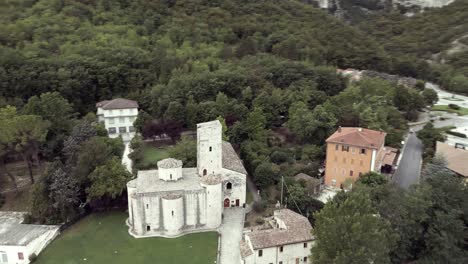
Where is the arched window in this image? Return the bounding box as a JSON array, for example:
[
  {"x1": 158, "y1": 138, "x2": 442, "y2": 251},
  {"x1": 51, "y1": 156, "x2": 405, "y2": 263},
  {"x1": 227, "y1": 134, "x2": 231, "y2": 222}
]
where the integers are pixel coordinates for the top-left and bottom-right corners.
[
  {"x1": 171, "y1": 211, "x2": 174, "y2": 216},
  {"x1": 203, "y1": 169, "x2": 207, "y2": 176},
  {"x1": 209, "y1": 146, "x2": 212, "y2": 152},
  {"x1": 226, "y1": 182, "x2": 232, "y2": 190},
  {"x1": 146, "y1": 225, "x2": 151, "y2": 231}
]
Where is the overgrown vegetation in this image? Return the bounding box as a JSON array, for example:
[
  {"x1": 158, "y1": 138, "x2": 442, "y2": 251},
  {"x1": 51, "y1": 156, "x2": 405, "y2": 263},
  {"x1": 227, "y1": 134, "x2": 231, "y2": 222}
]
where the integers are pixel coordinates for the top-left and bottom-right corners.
[
  {"x1": 313, "y1": 159, "x2": 468, "y2": 263},
  {"x1": 355, "y1": 0, "x2": 468, "y2": 94}
]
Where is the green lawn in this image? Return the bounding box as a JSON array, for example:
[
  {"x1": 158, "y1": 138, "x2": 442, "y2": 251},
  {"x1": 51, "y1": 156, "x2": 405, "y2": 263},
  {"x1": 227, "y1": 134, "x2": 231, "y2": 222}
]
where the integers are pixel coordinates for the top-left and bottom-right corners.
[
  {"x1": 141, "y1": 143, "x2": 170, "y2": 168},
  {"x1": 431, "y1": 105, "x2": 468, "y2": 116},
  {"x1": 36, "y1": 212, "x2": 218, "y2": 264},
  {"x1": 442, "y1": 97, "x2": 464, "y2": 102}
]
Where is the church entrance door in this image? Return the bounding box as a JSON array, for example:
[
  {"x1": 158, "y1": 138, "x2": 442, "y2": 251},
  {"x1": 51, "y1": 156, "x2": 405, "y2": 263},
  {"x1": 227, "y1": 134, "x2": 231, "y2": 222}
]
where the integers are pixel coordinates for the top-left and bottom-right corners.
[{"x1": 224, "y1": 198, "x2": 230, "y2": 208}]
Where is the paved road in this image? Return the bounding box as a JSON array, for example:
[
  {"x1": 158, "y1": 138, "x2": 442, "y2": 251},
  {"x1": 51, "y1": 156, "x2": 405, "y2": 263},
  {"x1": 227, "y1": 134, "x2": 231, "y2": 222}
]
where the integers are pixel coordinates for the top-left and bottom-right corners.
[
  {"x1": 218, "y1": 208, "x2": 245, "y2": 264},
  {"x1": 393, "y1": 133, "x2": 424, "y2": 189}
]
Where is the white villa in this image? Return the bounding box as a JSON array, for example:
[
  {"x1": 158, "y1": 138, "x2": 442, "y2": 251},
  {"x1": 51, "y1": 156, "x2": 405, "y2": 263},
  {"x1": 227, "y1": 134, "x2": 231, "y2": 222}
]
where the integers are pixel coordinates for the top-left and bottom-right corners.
[
  {"x1": 0, "y1": 212, "x2": 60, "y2": 264},
  {"x1": 126, "y1": 120, "x2": 247, "y2": 237},
  {"x1": 240, "y1": 209, "x2": 314, "y2": 264},
  {"x1": 96, "y1": 98, "x2": 138, "y2": 142}
]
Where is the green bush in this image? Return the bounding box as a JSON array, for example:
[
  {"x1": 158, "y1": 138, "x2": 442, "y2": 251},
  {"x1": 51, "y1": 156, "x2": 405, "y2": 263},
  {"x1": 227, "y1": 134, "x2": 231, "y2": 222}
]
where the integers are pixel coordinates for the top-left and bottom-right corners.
[
  {"x1": 446, "y1": 131, "x2": 467, "y2": 138},
  {"x1": 252, "y1": 200, "x2": 267, "y2": 213},
  {"x1": 29, "y1": 253, "x2": 37, "y2": 263},
  {"x1": 0, "y1": 193, "x2": 5, "y2": 208},
  {"x1": 448, "y1": 104, "x2": 461, "y2": 110}
]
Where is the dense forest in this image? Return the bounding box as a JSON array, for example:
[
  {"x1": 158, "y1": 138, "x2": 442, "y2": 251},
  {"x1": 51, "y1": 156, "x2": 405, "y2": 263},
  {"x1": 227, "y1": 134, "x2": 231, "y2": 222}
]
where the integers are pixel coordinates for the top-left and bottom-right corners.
[
  {"x1": 355, "y1": 0, "x2": 468, "y2": 94},
  {"x1": 0, "y1": 0, "x2": 466, "y2": 263}
]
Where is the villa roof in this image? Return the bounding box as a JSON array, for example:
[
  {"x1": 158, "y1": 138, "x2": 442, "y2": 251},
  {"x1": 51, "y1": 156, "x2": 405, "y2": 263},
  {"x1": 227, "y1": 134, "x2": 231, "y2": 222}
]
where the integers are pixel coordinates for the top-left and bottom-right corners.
[
  {"x1": 96, "y1": 98, "x2": 138, "y2": 110},
  {"x1": 247, "y1": 209, "x2": 314, "y2": 250},
  {"x1": 436, "y1": 142, "x2": 468, "y2": 177},
  {"x1": 294, "y1": 173, "x2": 321, "y2": 185},
  {"x1": 326, "y1": 127, "x2": 386, "y2": 149},
  {"x1": 0, "y1": 211, "x2": 60, "y2": 246},
  {"x1": 222, "y1": 142, "x2": 247, "y2": 175},
  {"x1": 157, "y1": 158, "x2": 183, "y2": 169}
]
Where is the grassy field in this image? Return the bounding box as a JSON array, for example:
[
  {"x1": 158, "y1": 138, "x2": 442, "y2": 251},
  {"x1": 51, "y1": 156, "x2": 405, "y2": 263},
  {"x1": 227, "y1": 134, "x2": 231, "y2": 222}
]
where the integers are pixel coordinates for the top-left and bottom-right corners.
[
  {"x1": 36, "y1": 212, "x2": 218, "y2": 264},
  {"x1": 140, "y1": 143, "x2": 170, "y2": 168},
  {"x1": 442, "y1": 97, "x2": 464, "y2": 102},
  {"x1": 431, "y1": 105, "x2": 468, "y2": 116}
]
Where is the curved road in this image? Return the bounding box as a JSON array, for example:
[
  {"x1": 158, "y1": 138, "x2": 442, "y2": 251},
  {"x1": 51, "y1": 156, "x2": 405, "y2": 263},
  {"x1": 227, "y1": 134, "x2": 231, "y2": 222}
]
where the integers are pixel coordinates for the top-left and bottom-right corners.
[{"x1": 393, "y1": 133, "x2": 424, "y2": 189}]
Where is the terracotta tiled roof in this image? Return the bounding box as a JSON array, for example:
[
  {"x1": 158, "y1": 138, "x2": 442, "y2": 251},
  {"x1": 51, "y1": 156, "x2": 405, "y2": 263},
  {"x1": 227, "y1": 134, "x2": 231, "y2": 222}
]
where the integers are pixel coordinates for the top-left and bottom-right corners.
[
  {"x1": 247, "y1": 209, "x2": 314, "y2": 250},
  {"x1": 294, "y1": 173, "x2": 321, "y2": 186},
  {"x1": 96, "y1": 98, "x2": 138, "y2": 110},
  {"x1": 326, "y1": 127, "x2": 386, "y2": 149},
  {"x1": 436, "y1": 142, "x2": 468, "y2": 177},
  {"x1": 157, "y1": 158, "x2": 183, "y2": 169},
  {"x1": 240, "y1": 240, "x2": 253, "y2": 258},
  {"x1": 382, "y1": 147, "x2": 398, "y2": 166},
  {"x1": 222, "y1": 142, "x2": 247, "y2": 175}
]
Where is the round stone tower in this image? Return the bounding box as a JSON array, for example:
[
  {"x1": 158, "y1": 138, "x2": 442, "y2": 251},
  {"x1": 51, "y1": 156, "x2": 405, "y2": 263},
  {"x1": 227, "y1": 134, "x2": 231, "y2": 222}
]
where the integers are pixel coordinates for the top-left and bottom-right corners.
[
  {"x1": 157, "y1": 158, "x2": 183, "y2": 181},
  {"x1": 200, "y1": 174, "x2": 223, "y2": 229},
  {"x1": 162, "y1": 194, "x2": 184, "y2": 236}
]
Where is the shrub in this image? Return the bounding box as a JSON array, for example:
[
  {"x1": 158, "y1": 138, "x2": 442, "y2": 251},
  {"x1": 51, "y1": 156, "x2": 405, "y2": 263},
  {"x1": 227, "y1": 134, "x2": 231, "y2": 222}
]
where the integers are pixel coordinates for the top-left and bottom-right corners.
[
  {"x1": 0, "y1": 193, "x2": 4, "y2": 208},
  {"x1": 252, "y1": 200, "x2": 267, "y2": 213},
  {"x1": 29, "y1": 253, "x2": 37, "y2": 263},
  {"x1": 255, "y1": 218, "x2": 265, "y2": 225},
  {"x1": 446, "y1": 131, "x2": 467, "y2": 138},
  {"x1": 448, "y1": 104, "x2": 460, "y2": 110}
]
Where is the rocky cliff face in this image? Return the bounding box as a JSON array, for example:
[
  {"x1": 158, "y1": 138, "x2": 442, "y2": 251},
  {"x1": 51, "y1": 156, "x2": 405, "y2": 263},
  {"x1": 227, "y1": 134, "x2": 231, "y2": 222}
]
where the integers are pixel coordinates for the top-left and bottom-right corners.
[
  {"x1": 393, "y1": 0, "x2": 455, "y2": 8},
  {"x1": 312, "y1": 0, "x2": 455, "y2": 10}
]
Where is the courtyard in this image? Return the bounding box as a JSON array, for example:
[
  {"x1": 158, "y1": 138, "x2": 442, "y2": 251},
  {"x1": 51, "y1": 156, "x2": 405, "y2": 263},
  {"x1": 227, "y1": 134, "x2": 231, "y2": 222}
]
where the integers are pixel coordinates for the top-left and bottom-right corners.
[{"x1": 36, "y1": 212, "x2": 218, "y2": 264}]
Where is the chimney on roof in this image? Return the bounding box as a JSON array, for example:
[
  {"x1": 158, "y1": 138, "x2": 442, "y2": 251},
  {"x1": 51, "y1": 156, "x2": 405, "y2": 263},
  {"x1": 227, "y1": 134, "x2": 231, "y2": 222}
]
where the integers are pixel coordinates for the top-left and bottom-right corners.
[{"x1": 338, "y1": 126, "x2": 342, "y2": 132}]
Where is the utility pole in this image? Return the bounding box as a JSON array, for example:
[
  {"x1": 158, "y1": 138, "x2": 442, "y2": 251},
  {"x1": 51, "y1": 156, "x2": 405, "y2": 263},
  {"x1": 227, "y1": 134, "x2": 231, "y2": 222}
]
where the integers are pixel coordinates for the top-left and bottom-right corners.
[{"x1": 280, "y1": 176, "x2": 284, "y2": 208}]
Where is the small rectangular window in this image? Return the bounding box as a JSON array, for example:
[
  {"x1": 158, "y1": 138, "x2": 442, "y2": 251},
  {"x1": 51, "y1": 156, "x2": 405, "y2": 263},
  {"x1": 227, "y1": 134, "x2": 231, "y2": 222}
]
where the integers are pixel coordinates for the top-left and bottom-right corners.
[
  {"x1": 359, "y1": 172, "x2": 363, "y2": 177},
  {"x1": 304, "y1": 257, "x2": 308, "y2": 262},
  {"x1": 18, "y1": 252, "x2": 24, "y2": 260},
  {"x1": 108, "y1": 127, "x2": 116, "y2": 134},
  {"x1": 350, "y1": 170, "x2": 354, "y2": 176},
  {"x1": 209, "y1": 146, "x2": 212, "y2": 152},
  {"x1": 280, "y1": 246, "x2": 283, "y2": 252},
  {"x1": 129, "y1": 126, "x2": 135, "y2": 132},
  {"x1": 119, "y1": 127, "x2": 126, "y2": 133},
  {"x1": 335, "y1": 144, "x2": 339, "y2": 150},
  {"x1": 279, "y1": 262, "x2": 283, "y2": 264},
  {"x1": 342, "y1": 145, "x2": 349, "y2": 152},
  {"x1": 360, "y1": 148, "x2": 366, "y2": 154},
  {"x1": 109, "y1": 117, "x2": 115, "y2": 124},
  {"x1": 259, "y1": 250, "x2": 263, "y2": 257},
  {"x1": 303, "y1": 242, "x2": 307, "y2": 248}
]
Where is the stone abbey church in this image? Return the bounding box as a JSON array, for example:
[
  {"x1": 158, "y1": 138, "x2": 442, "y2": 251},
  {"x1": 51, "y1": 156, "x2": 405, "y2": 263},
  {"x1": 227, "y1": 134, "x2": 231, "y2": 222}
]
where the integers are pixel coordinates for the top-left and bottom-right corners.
[{"x1": 127, "y1": 120, "x2": 247, "y2": 237}]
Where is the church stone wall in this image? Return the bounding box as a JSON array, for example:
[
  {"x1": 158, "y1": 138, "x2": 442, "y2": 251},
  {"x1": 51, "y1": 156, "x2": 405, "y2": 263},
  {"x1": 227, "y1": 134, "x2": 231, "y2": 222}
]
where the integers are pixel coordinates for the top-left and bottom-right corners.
[
  {"x1": 162, "y1": 196, "x2": 184, "y2": 235},
  {"x1": 143, "y1": 195, "x2": 160, "y2": 230},
  {"x1": 202, "y1": 182, "x2": 223, "y2": 229},
  {"x1": 185, "y1": 193, "x2": 198, "y2": 226},
  {"x1": 197, "y1": 121, "x2": 223, "y2": 176},
  {"x1": 158, "y1": 167, "x2": 182, "y2": 181},
  {"x1": 221, "y1": 170, "x2": 247, "y2": 208}
]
